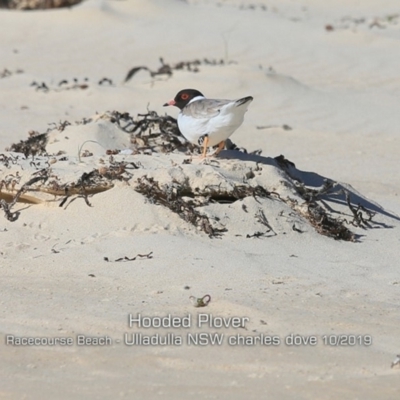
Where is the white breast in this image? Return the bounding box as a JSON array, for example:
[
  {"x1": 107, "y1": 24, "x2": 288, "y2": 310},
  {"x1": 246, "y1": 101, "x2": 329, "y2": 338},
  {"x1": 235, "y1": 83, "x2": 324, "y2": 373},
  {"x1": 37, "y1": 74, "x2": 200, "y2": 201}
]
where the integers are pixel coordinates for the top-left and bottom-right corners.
[{"x1": 177, "y1": 99, "x2": 251, "y2": 147}]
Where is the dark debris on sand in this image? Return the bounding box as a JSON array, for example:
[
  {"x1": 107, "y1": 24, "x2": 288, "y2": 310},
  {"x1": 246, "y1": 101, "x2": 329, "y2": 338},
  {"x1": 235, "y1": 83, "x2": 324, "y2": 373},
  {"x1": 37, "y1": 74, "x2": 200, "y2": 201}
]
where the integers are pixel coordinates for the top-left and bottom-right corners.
[
  {"x1": 124, "y1": 57, "x2": 234, "y2": 83},
  {"x1": 135, "y1": 175, "x2": 227, "y2": 238},
  {"x1": 2, "y1": 0, "x2": 82, "y2": 10},
  {"x1": 8, "y1": 131, "x2": 48, "y2": 158},
  {"x1": 135, "y1": 174, "x2": 281, "y2": 238},
  {"x1": 274, "y1": 156, "x2": 378, "y2": 241}
]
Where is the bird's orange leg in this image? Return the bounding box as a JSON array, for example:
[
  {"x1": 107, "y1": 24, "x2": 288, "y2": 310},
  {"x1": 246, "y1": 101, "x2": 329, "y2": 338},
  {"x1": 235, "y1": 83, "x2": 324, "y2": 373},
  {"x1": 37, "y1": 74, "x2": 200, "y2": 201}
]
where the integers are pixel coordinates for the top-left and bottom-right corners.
[
  {"x1": 213, "y1": 141, "x2": 225, "y2": 157},
  {"x1": 201, "y1": 135, "x2": 209, "y2": 159}
]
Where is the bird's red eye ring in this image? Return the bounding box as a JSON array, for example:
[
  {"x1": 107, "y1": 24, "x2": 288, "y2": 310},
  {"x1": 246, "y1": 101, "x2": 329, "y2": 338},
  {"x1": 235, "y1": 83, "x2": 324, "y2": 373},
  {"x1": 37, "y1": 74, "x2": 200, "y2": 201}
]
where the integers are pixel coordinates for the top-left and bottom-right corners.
[{"x1": 181, "y1": 93, "x2": 189, "y2": 100}]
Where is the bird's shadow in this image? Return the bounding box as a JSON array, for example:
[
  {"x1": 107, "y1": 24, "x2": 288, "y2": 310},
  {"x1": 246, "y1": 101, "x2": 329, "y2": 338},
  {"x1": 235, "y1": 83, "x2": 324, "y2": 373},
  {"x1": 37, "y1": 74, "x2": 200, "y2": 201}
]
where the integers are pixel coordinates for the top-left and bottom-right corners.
[{"x1": 219, "y1": 150, "x2": 399, "y2": 224}]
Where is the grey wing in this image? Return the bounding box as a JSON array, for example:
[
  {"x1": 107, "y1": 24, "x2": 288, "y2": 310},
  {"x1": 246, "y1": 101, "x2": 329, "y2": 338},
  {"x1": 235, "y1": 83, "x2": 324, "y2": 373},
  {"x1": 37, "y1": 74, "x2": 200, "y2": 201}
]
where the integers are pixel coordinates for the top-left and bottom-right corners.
[{"x1": 181, "y1": 99, "x2": 232, "y2": 119}]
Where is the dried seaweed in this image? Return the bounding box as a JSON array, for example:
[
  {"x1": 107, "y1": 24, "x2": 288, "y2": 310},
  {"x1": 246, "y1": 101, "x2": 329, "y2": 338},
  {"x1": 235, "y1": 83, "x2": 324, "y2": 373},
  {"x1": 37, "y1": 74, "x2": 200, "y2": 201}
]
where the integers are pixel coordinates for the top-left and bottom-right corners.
[
  {"x1": 344, "y1": 191, "x2": 376, "y2": 228},
  {"x1": 200, "y1": 184, "x2": 271, "y2": 204},
  {"x1": 246, "y1": 231, "x2": 270, "y2": 238},
  {"x1": 30, "y1": 77, "x2": 112, "y2": 93},
  {"x1": 325, "y1": 14, "x2": 399, "y2": 32},
  {"x1": 104, "y1": 252, "x2": 153, "y2": 262},
  {"x1": 0, "y1": 153, "x2": 22, "y2": 168},
  {"x1": 135, "y1": 176, "x2": 226, "y2": 237},
  {"x1": 302, "y1": 202, "x2": 354, "y2": 241},
  {"x1": 134, "y1": 175, "x2": 275, "y2": 237},
  {"x1": 224, "y1": 138, "x2": 262, "y2": 155},
  {"x1": 0, "y1": 174, "x2": 48, "y2": 221},
  {"x1": 48, "y1": 120, "x2": 71, "y2": 132},
  {"x1": 106, "y1": 110, "x2": 198, "y2": 155},
  {"x1": 0, "y1": 162, "x2": 126, "y2": 218},
  {"x1": 98, "y1": 159, "x2": 140, "y2": 182},
  {"x1": 255, "y1": 208, "x2": 277, "y2": 235},
  {"x1": 98, "y1": 77, "x2": 113, "y2": 86},
  {"x1": 124, "y1": 57, "x2": 230, "y2": 83},
  {"x1": 8, "y1": 132, "x2": 48, "y2": 157},
  {"x1": 256, "y1": 124, "x2": 292, "y2": 131},
  {"x1": 274, "y1": 154, "x2": 296, "y2": 168},
  {"x1": 292, "y1": 224, "x2": 304, "y2": 233},
  {"x1": 4, "y1": 0, "x2": 82, "y2": 9},
  {"x1": 239, "y1": 3, "x2": 267, "y2": 11},
  {"x1": 298, "y1": 179, "x2": 376, "y2": 233},
  {"x1": 273, "y1": 155, "x2": 378, "y2": 241},
  {"x1": 57, "y1": 169, "x2": 118, "y2": 208},
  {"x1": 0, "y1": 68, "x2": 23, "y2": 78}
]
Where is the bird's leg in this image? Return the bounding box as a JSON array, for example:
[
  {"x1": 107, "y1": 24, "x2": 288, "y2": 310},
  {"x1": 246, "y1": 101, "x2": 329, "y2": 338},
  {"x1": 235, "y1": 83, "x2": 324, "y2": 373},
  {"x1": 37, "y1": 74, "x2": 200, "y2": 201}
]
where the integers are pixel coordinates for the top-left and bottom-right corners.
[
  {"x1": 212, "y1": 141, "x2": 225, "y2": 157},
  {"x1": 201, "y1": 135, "x2": 209, "y2": 159}
]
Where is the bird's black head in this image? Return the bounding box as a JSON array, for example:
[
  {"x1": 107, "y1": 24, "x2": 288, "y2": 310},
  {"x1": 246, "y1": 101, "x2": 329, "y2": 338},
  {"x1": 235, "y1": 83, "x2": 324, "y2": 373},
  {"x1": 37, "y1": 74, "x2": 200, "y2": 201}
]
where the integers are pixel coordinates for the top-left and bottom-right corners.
[{"x1": 163, "y1": 89, "x2": 204, "y2": 110}]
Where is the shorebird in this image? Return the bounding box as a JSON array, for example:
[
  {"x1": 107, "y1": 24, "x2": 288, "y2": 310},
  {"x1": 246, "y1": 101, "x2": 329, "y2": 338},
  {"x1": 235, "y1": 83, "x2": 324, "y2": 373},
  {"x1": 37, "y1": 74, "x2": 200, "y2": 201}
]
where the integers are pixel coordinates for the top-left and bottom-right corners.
[{"x1": 164, "y1": 89, "x2": 253, "y2": 158}]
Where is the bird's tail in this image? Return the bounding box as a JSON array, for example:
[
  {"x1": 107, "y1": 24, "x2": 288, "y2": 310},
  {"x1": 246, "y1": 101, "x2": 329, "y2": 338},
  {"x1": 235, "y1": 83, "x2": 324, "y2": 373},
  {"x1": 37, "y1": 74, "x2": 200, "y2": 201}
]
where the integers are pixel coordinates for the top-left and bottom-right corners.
[{"x1": 235, "y1": 96, "x2": 253, "y2": 107}]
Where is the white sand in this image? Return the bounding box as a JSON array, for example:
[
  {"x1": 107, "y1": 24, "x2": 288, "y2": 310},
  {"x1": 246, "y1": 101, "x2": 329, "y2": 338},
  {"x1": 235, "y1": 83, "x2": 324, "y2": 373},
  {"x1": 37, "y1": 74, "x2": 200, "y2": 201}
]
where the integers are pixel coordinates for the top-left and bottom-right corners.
[{"x1": 1, "y1": 0, "x2": 400, "y2": 398}]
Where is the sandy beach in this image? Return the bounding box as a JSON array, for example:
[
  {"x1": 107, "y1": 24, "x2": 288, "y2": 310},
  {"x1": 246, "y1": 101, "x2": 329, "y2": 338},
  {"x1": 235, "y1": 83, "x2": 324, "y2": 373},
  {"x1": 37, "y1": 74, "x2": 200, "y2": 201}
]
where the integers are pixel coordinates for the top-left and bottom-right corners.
[{"x1": 1, "y1": 0, "x2": 400, "y2": 398}]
